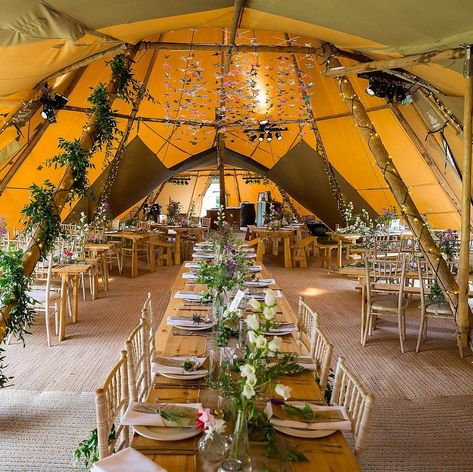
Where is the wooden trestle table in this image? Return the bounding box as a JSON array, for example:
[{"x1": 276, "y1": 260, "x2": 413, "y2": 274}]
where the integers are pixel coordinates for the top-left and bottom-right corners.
[{"x1": 130, "y1": 262, "x2": 361, "y2": 471}]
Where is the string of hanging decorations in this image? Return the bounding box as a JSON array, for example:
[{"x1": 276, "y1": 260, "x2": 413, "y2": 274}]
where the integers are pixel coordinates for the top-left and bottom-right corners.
[{"x1": 168, "y1": 174, "x2": 192, "y2": 185}]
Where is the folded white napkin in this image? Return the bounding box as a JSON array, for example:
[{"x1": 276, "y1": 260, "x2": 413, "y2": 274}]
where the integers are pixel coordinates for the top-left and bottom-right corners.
[
  {"x1": 182, "y1": 272, "x2": 198, "y2": 280},
  {"x1": 192, "y1": 252, "x2": 214, "y2": 259},
  {"x1": 184, "y1": 262, "x2": 200, "y2": 269},
  {"x1": 248, "y1": 265, "x2": 262, "y2": 272},
  {"x1": 91, "y1": 447, "x2": 167, "y2": 472},
  {"x1": 265, "y1": 402, "x2": 351, "y2": 431},
  {"x1": 268, "y1": 322, "x2": 298, "y2": 335},
  {"x1": 152, "y1": 356, "x2": 207, "y2": 375},
  {"x1": 167, "y1": 316, "x2": 212, "y2": 328},
  {"x1": 246, "y1": 290, "x2": 283, "y2": 300},
  {"x1": 245, "y1": 279, "x2": 276, "y2": 287},
  {"x1": 174, "y1": 291, "x2": 202, "y2": 301},
  {"x1": 122, "y1": 402, "x2": 201, "y2": 427},
  {"x1": 244, "y1": 253, "x2": 257, "y2": 259}
]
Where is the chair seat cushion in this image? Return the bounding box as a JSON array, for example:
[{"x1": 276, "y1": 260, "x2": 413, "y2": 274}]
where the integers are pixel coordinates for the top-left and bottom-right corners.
[
  {"x1": 27, "y1": 290, "x2": 61, "y2": 304},
  {"x1": 371, "y1": 294, "x2": 408, "y2": 310},
  {"x1": 426, "y1": 302, "x2": 452, "y2": 316}
]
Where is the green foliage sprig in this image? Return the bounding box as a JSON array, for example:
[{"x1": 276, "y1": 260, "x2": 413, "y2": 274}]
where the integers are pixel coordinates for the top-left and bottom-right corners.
[
  {"x1": 0, "y1": 348, "x2": 12, "y2": 388},
  {"x1": 88, "y1": 83, "x2": 118, "y2": 159},
  {"x1": 0, "y1": 248, "x2": 36, "y2": 345},
  {"x1": 73, "y1": 425, "x2": 116, "y2": 469},
  {"x1": 46, "y1": 138, "x2": 94, "y2": 201},
  {"x1": 21, "y1": 181, "x2": 63, "y2": 256},
  {"x1": 108, "y1": 54, "x2": 155, "y2": 104}
]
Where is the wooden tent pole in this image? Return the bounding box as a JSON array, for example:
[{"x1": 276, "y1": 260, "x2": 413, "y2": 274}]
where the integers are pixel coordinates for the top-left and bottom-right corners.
[
  {"x1": 323, "y1": 43, "x2": 465, "y2": 346},
  {"x1": 234, "y1": 169, "x2": 242, "y2": 203},
  {"x1": 217, "y1": 132, "x2": 226, "y2": 209},
  {"x1": 324, "y1": 47, "x2": 464, "y2": 77},
  {"x1": 457, "y1": 45, "x2": 473, "y2": 348},
  {"x1": 0, "y1": 45, "x2": 138, "y2": 340}
]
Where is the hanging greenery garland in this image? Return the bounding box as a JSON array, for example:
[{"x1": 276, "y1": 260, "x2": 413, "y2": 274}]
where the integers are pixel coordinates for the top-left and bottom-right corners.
[
  {"x1": 21, "y1": 180, "x2": 63, "y2": 256},
  {"x1": 46, "y1": 138, "x2": 94, "y2": 200},
  {"x1": 108, "y1": 53, "x2": 155, "y2": 103},
  {"x1": 87, "y1": 83, "x2": 118, "y2": 159}
]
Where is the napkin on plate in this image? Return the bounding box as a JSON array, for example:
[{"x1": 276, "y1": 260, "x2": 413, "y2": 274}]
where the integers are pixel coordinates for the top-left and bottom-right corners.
[
  {"x1": 268, "y1": 322, "x2": 298, "y2": 335},
  {"x1": 265, "y1": 401, "x2": 351, "y2": 431},
  {"x1": 268, "y1": 356, "x2": 317, "y2": 371},
  {"x1": 184, "y1": 262, "x2": 200, "y2": 269},
  {"x1": 122, "y1": 402, "x2": 201, "y2": 427},
  {"x1": 174, "y1": 291, "x2": 202, "y2": 301},
  {"x1": 152, "y1": 356, "x2": 207, "y2": 375},
  {"x1": 167, "y1": 316, "x2": 213, "y2": 328},
  {"x1": 248, "y1": 265, "x2": 262, "y2": 272},
  {"x1": 245, "y1": 290, "x2": 282, "y2": 300},
  {"x1": 244, "y1": 278, "x2": 276, "y2": 287},
  {"x1": 182, "y1": 272, "x2": 198, "y2": 280},
  {"x1": 91, "y1": 447, "x2": 167, "y2": 472}
]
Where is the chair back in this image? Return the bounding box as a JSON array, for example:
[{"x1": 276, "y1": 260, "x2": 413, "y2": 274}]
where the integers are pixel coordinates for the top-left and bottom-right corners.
[
  {"x1": 125, "y1": 318, "x2": 150, "y2": 403},
  {"x1": 365, "y1": 256, "x2": 407, "y2": 308},
  {"x1": 95, "y1": 350, "x2": 129, "y2": 460},
  {"x1": 142, "y1": 293, "x2": 156, "y2": 363},
  {"x1": 330, "y1": 357, "x2": 375, "y2": 456},
  {"x1": 373, "y1": 234, "x2": 401, "y2": 260},
  {"x1": 296, "y1": 296, "x2": 319, "y2": 356},
  {"x1": 313, "y1": 327, "x2": 334, "y2": 391},
  {"x1": 201, "y1": 217, "x2": 211, "y2": 229}
]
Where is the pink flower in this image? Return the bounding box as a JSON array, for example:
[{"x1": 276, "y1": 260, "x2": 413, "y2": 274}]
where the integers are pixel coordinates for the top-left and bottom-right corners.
[{"x1": 197, "y1": 407, "x2": 216, "y2": 430}]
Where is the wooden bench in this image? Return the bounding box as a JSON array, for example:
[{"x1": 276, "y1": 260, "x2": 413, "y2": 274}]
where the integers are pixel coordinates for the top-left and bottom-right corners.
[
  {"x1": 246, "y1": 237, "x2": 264, "y2": 262},
  {"x1": 292, "y1": 235, "x2": 316, "y2": 268}
]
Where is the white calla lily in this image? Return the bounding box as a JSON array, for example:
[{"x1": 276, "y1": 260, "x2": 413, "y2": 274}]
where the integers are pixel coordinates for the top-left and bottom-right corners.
[
  {"x1": 268, "y1": 336, "x2": 283, "y2": 352},
  {"x1": 246, "y1": 374, "x2": 257, "y2": 387},
  {"x1": 245, "y1": 314, "x2": 260, "y2": 330},
  {"x1": 275, "y1": 383, "x2": 292, "y2": 401},
  {"x1": 248, "y1": 298, "x2": 261, "y2": 311},
  {"x1": 264, "y1": 289, "x2": 276, "y2": 307},
  {"x1": 242, "y1": 383, "x2": 256, "y2": 399},
  {"x1": 255, "y1": 334, "x2": 267, "y2": 349},
  {"x1": 240, "y1": 364, "x2": 256, "y2": 378},
  {"x1": 248, "y1": 330, "x2": 257, "y2": 345},
  {"x1": 263, "y1": 306, "x2": 275, "y2": 320}
]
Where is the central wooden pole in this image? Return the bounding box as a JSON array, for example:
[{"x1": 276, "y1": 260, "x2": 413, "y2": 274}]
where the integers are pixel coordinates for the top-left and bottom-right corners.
[
  {"x1": 457, "y1": 45, "x2": 473, "y2": 348},
  {"x1": 217, "y1": 131, "x2": 226, "y2": 209},
  {"x1": 322, "y1": 43, "x2": 464, "y2": 348}
]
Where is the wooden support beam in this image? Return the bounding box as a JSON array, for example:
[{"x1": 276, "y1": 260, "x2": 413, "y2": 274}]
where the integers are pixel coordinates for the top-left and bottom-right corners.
[
  {"x1": 0, "y1": 68, "x2": 86, "y2": 195},
  {"x1": 324, "y1": 47, "x2": 465, "y2": 77},
  {"x1": 0, "y1": 46, "x2": 138, "y2": 341},
  {"x1": 457, "y1": 45, "x2": 473, "y2": 350},
  {"x1": 141, "y1": 41, "x2": 318, "y2": 55},
  {"x1": 224, "y1": 0, "x2": 245, "y2": 75},
  {"x1": 322, "y1": 43, "x2": 463, "y2": 346},
  {"x1": 217, "y1": 132, "x2": 226, "y2": 209},
  {"x1": 388, "y1": 102, "x2": 467, "y2": 226}
]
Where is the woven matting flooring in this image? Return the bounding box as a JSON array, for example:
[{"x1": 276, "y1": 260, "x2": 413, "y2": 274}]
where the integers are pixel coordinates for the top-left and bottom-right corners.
[{"x1": 1, "y1": 257, "x2": 473, "y2": 471}]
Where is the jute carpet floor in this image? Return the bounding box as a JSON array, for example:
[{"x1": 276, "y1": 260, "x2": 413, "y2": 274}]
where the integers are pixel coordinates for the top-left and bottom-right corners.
[{"x1": 1, "y1": 256, "x2": 473, "y2": 471}]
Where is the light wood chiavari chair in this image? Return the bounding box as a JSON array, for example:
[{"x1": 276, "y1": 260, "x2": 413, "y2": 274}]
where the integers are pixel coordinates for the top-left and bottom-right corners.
[
  {"x1": 95, "y1": 350, "x2": 130, "y2": 460},
  {"x1": 125, "y1": 317, "x2": 150, "y2": 403},
  {"x1": 331, "y1": 357, "x2": 375, "y2": 456},
  {"x1": 364, "y1": 256, "x2": 408, "y2": 352},
  {"x1": 142, "y1": 293, "x2": 156, "y2": 363},
  {"x1": 312, "y1": 327, "x2": 334, "y2": 392},
  {"x1": 416, "y1": 259, "x2": 462, "y2": 356},
  {"x1": 296, "y1": 296, "x2": 319, "y2": 356}
]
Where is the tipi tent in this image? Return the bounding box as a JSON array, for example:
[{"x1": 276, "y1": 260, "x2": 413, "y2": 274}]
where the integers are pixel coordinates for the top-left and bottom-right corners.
[{"x1": 0, "y1": 1, "x2": 470, "y2": 232}]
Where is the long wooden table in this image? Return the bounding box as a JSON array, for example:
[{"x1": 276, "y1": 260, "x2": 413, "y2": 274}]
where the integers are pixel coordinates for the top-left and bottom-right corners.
[
  {"x1": 252, "y1": 228, "x2": 295, "y2": 268},
  {"x1": 131, "y1": 263, "x2": 360, "y2": 471}
]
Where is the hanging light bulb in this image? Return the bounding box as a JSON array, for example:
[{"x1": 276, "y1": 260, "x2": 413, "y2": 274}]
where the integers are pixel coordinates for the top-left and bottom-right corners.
[
  {"x1": 267, "y1": 132, "x2": 273, "y2": 142},
  {"x1": 258, "y1": 133, "x2": 265, "y2": 142},
  {"x1": 275, "y1": 131, "x2": 282, "y2": 141}
]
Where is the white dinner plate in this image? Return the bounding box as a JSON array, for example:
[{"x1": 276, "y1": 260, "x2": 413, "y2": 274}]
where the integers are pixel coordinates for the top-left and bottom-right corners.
[
  {"x1": 267, "y1": 328, "x2": 297, "y2": 336},
  {"x1": 134, "y1": 425, "x2": 200, "y2": 441},
  {"x1": 273, "y1": 425, "x2": 336, "y2": 439},
  {"x1": 173, "y1": 323, "x2": 213, "y2": 331},
  {"x1": 159, "y1": 371, "x2": 208, "y2": 380}
]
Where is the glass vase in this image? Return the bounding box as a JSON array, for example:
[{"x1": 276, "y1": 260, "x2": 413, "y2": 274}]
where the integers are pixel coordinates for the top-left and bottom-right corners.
[
  {"x1": 198, "y1": 430, "x2": 229, "y2": 463},
  {"x1": 228, "y1": 408, "x2": 252, "y2": 471}
]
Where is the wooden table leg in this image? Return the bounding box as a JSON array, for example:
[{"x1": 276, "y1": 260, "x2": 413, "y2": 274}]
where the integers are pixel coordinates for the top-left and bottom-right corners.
[
  {"x1": 149, "y1": 242, "x2": 156, "y2": 272},
  {"x1": 283, "y1": 237, "x2": 292, "y2": 269},
  {"x1": 337, "y1": 238, "x2": 343, "y2": 268},
  {"x1": 272, "y1": 237, "x2": 279, "y2": 256},
  {"x1": 91, "y1": 267, "x2": 98, "y2": 300},
  {"x1": 360, "y1": 278, "x2": 367, "y2": 345},
  {"x1": 59, "y1": 275, "x2": 68, "y2": 341},
  {"x1": 131, "y1": 240, "x2": 138, "y2": 278},
  {"x1": 72, "y1": 275, "x2": 79, "y2": 324},
  {"x1": 102, "y1": 253, "x2": 109, "y2": 290},
  {"x1": 174, "y1": 233, "x2": 181, "y2": 265}
]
